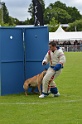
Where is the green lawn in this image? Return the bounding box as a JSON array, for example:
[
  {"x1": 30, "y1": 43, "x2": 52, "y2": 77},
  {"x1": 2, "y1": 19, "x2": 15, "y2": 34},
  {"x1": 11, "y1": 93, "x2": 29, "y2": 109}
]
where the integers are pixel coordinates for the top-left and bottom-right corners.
[{"x1": 0, "y1": 52, "x2": 82, "y2": 124}]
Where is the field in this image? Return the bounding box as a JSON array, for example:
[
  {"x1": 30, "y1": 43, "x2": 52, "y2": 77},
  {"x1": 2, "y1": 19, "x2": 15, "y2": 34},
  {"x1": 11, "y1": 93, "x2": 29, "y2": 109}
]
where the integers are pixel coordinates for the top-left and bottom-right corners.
[{"x1": 0, "y1": 52, "x2": 82, "y2": 124}]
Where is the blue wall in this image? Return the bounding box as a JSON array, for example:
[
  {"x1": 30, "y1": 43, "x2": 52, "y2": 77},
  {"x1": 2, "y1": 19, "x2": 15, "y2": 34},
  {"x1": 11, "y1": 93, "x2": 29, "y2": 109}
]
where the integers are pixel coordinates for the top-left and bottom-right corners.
[
  {"x1": 0, "y1": 28, "x2": 24, "y2": 95},
  {"x1": 0, "y1": 26, "x2": 49, "y2": 95},
  {"x1": 25, "y1": 27, "x2": 49, "y2": 78}
]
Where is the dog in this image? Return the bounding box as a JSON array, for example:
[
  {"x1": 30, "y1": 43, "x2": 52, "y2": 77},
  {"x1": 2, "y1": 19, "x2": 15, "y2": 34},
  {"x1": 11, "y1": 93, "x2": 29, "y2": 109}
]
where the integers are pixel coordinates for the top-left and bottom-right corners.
[{"x1": 23, "y1": 70, "x2": 47, "y2": 96}]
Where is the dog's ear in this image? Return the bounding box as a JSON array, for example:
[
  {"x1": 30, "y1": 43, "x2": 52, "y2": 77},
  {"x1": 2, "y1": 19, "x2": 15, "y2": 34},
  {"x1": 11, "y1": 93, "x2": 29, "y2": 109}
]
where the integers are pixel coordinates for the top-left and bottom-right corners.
[
  {"x1": 44, "y1": 68, "x2": 47, "y2": 71},
  {"x1": 43, "y1": 71, "x2": 47, "y2": 77}
]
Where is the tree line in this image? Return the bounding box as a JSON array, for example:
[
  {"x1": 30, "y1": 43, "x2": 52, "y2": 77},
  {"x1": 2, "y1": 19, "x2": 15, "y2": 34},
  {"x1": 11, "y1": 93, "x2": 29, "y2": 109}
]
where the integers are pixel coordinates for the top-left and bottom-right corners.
[{"x1": 0, "y1": 0, "x2": 82, "y2": 31}]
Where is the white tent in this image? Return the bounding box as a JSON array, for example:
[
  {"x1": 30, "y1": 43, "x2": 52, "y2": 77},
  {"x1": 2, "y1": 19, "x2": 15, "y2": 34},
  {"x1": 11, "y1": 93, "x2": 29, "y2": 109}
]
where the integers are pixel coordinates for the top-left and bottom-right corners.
[
  {"x1": 49, "y1": 25, "x2": 82, "y2": 41},
  {"x1": 55, "y1": 25, "x2": 65, "y2": 33},
  {"x1": 63, "y1": 32, "x2": 82, "y2": 40}
]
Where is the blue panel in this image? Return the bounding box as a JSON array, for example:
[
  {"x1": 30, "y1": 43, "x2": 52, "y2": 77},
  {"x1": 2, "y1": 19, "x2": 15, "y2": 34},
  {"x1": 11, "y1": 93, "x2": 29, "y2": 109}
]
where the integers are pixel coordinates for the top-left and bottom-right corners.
[
  {"x1": 0, "y1": 28, "x2": 24, "y2": 95},
  {"x1": 25, "y1": 61, "x2": 48, "y2": 79},
  {"x1": 1, "y1": 28, "x2": 24, "y2": 61},
  {"x1": 1, "y1": 62, "x2": 24, "y2": 95},
  {"x1": 0, "y1": 27, "x2": 49, "y2": 95},
  {"x1": 24, "y1": 27, "x2": 49, "y2": 94},
  {"x1": 25, "y1": 26, "x2": 49, "y2": 61},
  {"x1": 25, "y1": 26, "x2": 49, "y2": 78}
]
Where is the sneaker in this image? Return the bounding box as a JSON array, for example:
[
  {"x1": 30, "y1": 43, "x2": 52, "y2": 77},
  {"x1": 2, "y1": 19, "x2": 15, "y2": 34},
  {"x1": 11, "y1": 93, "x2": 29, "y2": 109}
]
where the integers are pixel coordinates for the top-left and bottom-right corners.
[
  {"x1": 54, "y1": 92, "x2": 60, "y2": 97},
  {"x1": 39, "y1": 94, "x2": 47, "y2": 98}
]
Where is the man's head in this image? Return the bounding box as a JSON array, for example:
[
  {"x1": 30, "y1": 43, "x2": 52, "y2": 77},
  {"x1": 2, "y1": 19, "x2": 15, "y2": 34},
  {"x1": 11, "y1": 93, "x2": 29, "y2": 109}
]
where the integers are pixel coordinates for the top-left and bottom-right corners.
[{"x1": 49, "y1": 41, "x2": 57, "y2": 52}]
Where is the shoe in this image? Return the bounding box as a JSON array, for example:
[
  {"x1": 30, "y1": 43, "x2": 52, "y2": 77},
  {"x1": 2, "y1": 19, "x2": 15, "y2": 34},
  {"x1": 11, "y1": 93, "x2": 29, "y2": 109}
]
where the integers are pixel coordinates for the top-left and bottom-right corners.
[
  {"x1": 54, "y1": 92, "x2": 60, "y2": 97},
  {"x1": 39, "y1": 94, "x2": 47, "y2": 98}
]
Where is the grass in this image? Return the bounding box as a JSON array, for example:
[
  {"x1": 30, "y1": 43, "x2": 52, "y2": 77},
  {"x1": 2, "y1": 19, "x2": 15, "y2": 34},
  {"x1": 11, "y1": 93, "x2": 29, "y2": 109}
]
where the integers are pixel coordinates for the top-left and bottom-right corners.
[{"x1": 0, "y1": 52, "x2": 82, "y2": 124}]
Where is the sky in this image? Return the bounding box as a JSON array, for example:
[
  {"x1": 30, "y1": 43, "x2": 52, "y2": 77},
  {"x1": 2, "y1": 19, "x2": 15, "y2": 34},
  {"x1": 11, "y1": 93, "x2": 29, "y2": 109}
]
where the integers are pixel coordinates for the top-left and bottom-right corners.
[{"x1": 1, "y1": 0, "x2": 82, "y2": 21}]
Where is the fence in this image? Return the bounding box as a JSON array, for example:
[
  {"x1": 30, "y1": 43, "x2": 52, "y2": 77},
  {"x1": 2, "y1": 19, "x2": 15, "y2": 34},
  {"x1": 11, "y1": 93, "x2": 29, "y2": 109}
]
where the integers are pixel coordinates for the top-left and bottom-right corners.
[{"x1": 60, "y1": 44, "x2": 82, "y2": 52}]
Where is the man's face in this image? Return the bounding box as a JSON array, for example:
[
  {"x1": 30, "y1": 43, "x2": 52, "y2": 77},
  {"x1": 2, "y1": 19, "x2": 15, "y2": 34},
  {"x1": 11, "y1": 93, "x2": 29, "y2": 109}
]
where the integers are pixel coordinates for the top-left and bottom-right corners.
[{"x1": 49, "y1": 45, "x2": 56, "y2": 51}]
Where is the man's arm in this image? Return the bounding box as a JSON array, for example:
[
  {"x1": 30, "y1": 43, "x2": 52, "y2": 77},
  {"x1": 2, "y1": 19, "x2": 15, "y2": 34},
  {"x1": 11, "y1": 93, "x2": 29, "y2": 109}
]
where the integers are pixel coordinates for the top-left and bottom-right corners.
[
  {"x1": 51, "y1": 51, "x2": 66, "y2": 71},
  {"x1": 42, "y1": 52, "x2": 49, "y2": 65}
]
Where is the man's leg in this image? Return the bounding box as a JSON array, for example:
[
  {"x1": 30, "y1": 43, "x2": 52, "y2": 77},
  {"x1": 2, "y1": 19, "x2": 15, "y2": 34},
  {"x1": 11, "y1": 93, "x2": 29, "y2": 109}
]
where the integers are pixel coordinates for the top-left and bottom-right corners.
[
  {"x1": 39, "y1": 68, "x2": 61, "y2": 98},
  {"x1": 49, "y1": 70, "x2": 61, "y2": 97},
  {"x1": 39, "y1": 67, "x2": 55, "y2": 98},
  {"x1": 47, "y1": 80, "x2": 60, "y2": 97}
]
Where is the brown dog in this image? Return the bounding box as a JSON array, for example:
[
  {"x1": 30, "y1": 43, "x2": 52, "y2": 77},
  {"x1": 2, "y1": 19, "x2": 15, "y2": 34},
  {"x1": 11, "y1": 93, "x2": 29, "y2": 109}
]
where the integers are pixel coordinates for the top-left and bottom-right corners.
[{"x1": 23, "y1": 70, "x2": 47, "y2": 96}]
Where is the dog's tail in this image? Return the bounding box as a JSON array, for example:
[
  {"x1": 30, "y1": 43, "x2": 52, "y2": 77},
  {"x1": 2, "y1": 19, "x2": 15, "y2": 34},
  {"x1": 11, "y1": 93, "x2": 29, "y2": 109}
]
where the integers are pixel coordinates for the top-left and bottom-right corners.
[
  {"x1": 23, "y1": 84, "x2": 28, "y2": 96},
  {"x1": 23, "y1": 85, "x2": 25, "y2": 89},
  {"x1": 23, "y1": 83, "x2": 28, "y2": 90}
]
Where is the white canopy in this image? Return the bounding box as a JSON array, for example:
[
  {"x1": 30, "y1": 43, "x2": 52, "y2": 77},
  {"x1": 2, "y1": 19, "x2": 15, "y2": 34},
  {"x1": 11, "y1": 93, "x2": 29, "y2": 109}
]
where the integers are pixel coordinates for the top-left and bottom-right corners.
[
  {"x1": 55, "y1": 25, "x2": 65, "y2": 33},
  {"x1": 49, "y1": 25, "x2": 82, "y2": 41}
]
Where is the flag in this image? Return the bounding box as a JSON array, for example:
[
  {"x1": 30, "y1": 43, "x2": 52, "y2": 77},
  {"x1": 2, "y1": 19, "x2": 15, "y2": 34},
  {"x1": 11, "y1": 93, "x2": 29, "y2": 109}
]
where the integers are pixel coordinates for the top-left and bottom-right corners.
[{"x1": 32, "y1": 0, "x2": 44, "y2": 26}]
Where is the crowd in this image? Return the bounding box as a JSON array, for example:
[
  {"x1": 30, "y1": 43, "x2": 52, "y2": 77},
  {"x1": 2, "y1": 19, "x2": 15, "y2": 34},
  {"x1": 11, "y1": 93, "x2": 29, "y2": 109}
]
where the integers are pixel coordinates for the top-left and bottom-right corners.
[{"x1": 56, "y1": 40, "x2": 82, "y2": 52}]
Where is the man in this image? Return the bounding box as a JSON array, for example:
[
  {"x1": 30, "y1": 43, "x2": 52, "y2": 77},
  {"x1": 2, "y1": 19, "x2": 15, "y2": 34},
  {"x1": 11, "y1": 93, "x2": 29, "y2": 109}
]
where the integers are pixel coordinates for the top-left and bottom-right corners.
[{"x1": 39, "y1": 41, "x2": 66, "y2": 98}]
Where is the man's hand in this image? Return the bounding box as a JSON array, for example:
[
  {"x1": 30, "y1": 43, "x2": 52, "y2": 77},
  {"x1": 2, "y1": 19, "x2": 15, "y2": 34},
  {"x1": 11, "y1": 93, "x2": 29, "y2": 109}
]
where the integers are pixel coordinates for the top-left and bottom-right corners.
[{"x1": 42, "y1": 61, "x2": 47, "y2": 65}]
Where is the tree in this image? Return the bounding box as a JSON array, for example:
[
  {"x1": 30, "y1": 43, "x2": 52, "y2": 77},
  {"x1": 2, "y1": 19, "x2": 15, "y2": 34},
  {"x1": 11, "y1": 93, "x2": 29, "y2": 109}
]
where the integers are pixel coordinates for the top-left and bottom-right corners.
[
  {"x1": 44, "y1": 7, "x2": 71, "y2": 24},
  {"x1": 48, "y1": 17, "x2": 59, "y2": 32},
  {"x1": 44, "y1": 1, "x2": 82, "y2": 24},
  {"x1": 67, "y1": 19, "x2": 82, "y2": 31},
  {"x1": 67, "y1": 7, "x2": 82, "y2": 22},
  {"x1": 53, "y1": 1, "x2": 67, "y2": 10},
  {"x1": 2, "y1": 2, "x2": 9, "y2": 24},
  {"x1": 24, "y1": 18, "x2": 30, "y2": 25},
  {"x1": 0, "y1": 8, "x2": 2, "y2": 23},
  {"x1": 0, "y1": 2, "x2": 20, "y2": 26},
  {"x1": 0, "y1": 2, "x2": 3, "y2": 24}
]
